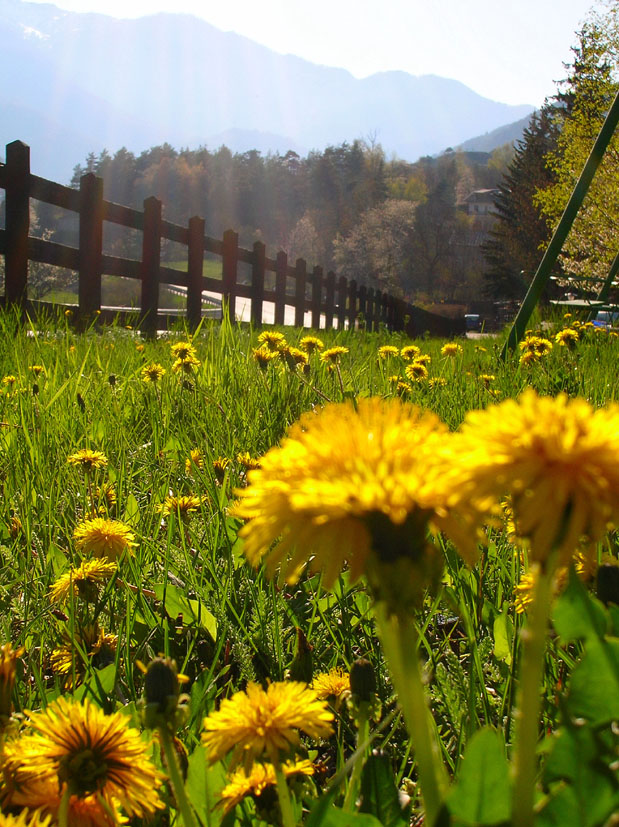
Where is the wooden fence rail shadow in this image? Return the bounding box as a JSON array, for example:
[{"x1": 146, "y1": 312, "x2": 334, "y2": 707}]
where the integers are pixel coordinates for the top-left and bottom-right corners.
[{"x1": 0, "y1": 140, "x2": 464, "y2": 337}]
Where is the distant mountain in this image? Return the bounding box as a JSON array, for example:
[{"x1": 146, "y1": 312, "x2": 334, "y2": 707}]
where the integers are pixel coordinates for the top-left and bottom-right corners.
[
  {"x1": 1, "y1": 0, "x2": 535, "y2": 183},
  {"x1": 457, "y1": 113, "x2": 535, "y2": 153}
]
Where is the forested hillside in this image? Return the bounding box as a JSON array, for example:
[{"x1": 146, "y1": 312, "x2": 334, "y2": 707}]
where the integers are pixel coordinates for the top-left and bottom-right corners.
[{"x1": 32, "y1": 139, "x2": 510, "y2": 305}]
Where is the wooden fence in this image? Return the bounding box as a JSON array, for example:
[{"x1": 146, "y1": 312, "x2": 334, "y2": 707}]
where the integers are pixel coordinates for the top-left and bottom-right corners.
[{"x1": 0, "y1": 140, "x2": 464, "y2": 337}]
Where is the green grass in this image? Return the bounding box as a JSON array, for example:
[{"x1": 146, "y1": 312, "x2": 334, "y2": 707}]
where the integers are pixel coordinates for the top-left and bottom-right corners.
[{"x1": 0, "y1": 308, "x2": 616, "y2": 825}]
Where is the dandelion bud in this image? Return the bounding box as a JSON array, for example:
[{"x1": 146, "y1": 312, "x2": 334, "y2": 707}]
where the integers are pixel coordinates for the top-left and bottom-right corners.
[
  {"x1": 141, "y1": 656, "x2": 190, "y2": 732},
  {"x1": 597, "y1": 564, "x2": 619, "y2": 606},
  {"x1": 349, "y1": 658, "x2": 376, "y2": 703}
]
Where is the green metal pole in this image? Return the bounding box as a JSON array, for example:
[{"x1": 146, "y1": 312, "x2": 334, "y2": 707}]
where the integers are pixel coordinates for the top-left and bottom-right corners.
[
  {"x1": 596, "y1": 249, "x2": 619, "y2": 303},
  {"x1": 501, "y1": 88, "x2": 619, "y2": 358}
]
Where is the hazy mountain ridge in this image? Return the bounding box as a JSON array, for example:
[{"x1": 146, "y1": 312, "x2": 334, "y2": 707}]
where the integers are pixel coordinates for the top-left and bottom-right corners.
[{"x1": 1, "y1": 0, "x2": 534, "y2": 182}]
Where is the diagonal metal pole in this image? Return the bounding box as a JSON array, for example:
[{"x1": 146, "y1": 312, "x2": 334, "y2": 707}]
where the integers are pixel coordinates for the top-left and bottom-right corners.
[
  {"x1": 595, "y1": 248, "x2": 619, "y2": 303},
  {"x1": 501, "y1": 88, "x2": 619, "y2": 357}
]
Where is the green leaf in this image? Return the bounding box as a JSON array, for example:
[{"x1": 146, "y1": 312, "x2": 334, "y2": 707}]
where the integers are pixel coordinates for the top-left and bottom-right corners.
[
  {"x1": 307, "y1": 800, "x2": 383, "y2": 827},
  {"x1": 493, "y1": 609, "x2": 513, "y2": 666},
  {"x1": 72, "y1": 663, "x2": 116, "y2": 703},
  {"x1": 539, "y1": 722, "x2": 619, "y2": 827},
  {"x1": 447, "y1": 727, "x2": 511, "y2": 825},
  {"x1": 359, "y1": 753, "x2": 408, "y2": 827},
  {"x1": 552, "y1": 568, "x2": 607, "y2": 645},
  {"x1": 122, "y1": 492, "x2": 140, "y2": 526},
  {"x1": 566, "y1": 639, "x2": 619, "y2": 725},
  {"x1": 186, "y1": 744, "x2": 226, "y2": 827},
  {"x1": 153, "y1": 583, "x2": 217, "y2": 640}
]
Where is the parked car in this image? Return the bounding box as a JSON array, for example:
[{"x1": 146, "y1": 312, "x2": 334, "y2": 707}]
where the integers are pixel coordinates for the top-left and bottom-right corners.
[
  {"x1": 593, "y1": 310, "x2": 619, "y2": 328},
  {"x1": 464, "y1": 314, "x2": 482, "y2": 332}
]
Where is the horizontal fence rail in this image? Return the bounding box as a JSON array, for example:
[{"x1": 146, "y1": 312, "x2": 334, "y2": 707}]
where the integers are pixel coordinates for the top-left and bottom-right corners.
[{"x1": 0, "y1": 140, "x2": 464, "y2": 337}]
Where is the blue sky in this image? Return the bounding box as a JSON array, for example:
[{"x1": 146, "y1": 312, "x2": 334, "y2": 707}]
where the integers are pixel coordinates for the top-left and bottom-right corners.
[{"x1": 27, "y1": 0, "x2": 598, "y2": 105}]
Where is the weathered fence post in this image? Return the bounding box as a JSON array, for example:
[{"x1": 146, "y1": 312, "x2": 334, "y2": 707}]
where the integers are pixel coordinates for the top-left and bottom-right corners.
[
  {"x1": 222, "y1": 229, "x2": 238, "y2": 325},
  {"x1": 310, "y1": 265, "x2": 322, "y2": 329},
  {"x1": 294, "y1": 258, "x2": 306, "y2": 328},
  {"x1": 336, "y1": 275, "x2": 347, "y2": 330},
  {"x1": 251, "y1": 240, "x2": 266, "y2": 326},
  {"x1": 78, "y1": 173, "x2": 103, "y2": 321},
  {"x1": 358, "y1": 284, "x2": 367, "y2": 328},
  {"x1": 382, "y1": 292, "x2": 390, "y2": 329},
  {"x1": 348, "y1": 279, "x2": 358, "y2": 329},
  {"x1": 187, "y1": 215, "x2": 205, "y2": 331},
  {"x1": 374, "y1": 290, "x2": 383, "y2": 328},
  {"x1": 366, "y1": 287, "x2": 375, "y2": 331},
  {"x1": 274, "y1": 251, "x2": 287, "y2": 326},
  {"x1": 140, "y1": 196, "x2": 162, "y2": 337},
  {"x1": 4, "y1": 141, "x2": 30, "y2": 307},
  {"x1": 325, "y1": 271, "x2": 336, "y2": 330}
]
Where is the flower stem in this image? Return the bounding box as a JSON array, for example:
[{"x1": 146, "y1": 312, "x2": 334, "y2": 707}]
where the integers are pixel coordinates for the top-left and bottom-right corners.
[
  {"x1": 511, "y1": 567, "x2": 553, "y2": 827},
  {"x1": 343, "y1": 703, "x2": 370, "y2": 811},
  {"x1": 273, "y1": 757, "x2": 297, "y2": 827},
  {"x1": 374, "y1": 604, "x2": 446, "y2": 826},
  {"x1": 158, "y1": 725, "x2": 199, "y2": 827},
  {"x1": 58, "y1": 786, "x2": 71, "y2": 827}
]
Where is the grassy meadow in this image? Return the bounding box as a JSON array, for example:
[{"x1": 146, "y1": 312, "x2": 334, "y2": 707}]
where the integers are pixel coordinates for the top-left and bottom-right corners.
[{"x1": 0, "y1": 307, "x2": 617, "y2": 826}]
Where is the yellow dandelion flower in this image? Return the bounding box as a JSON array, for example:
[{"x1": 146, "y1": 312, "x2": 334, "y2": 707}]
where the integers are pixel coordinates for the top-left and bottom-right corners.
[
  {"x1": 157, "y1": 494, "x2": 206, "y2": 520},
  {"x1": 232, "y1": 398, "x2": 482, "y2": 599},
  {"x1": 172, "y1": 355, "x2": 201, "y2": 375},
  {"x1": 0, "y1": 812, "x2": 52, "y2": 826},
  {"x1": 237, "y1": 452, "x2": 261, "y2": 471},
  {"x1": 97, "y1": 481, "x2": 117, "y2": 513},
  {"x1": 312, "y1": 668, "x2": 351, "y2": 701},
  {"x1": 555, "y1": 327, "x2": 579, "y2": 347},
  {"x1": 170, "y1": 341, "x2": 197, "y2": 360},
  {"x1": 514, "y1": 565, "x2": 568, "y2": 614},
  {"x1": 415, "y1": 353, "x2": 432, "y2": 365},
  {"x1": 136, "y1": 343, "x2": 145, "y2": 353},
  {"x1": 29, "y1": 365, "x2": 45, "y2": 377},
  {"x1": 519, "y1": 335, "x2": 552, "y2": 356},
  {"x1": 514, "y1": 571, "x2": 536, "y2": 615},
  {"x1": 51, "y1": 624, "x2": 118, "y2": 688},
  {"x1": 286, "y1": 347, "x2": 309, "y2": 367},
  {"x1": 405, "y1": 362, "x2": 429, "y2": 382},
  {"x1": 212, "y1": 456, "x2": 230, "y2": 481},
  {"x1": 185, "y1": 448, "x2": 205, "y2": 474},
  {"x1": 219, "y1": 759, "x2": 314, "y2": 815},
  {"x1": 440, "y1": 342, "x2": 462, "y2": 357},
  {"x1": 1, "y1": 697, "x2": 164, "y2": 818},
  {"x1": 8, "y1": 515, "x2": 22, "y2": 538},
  {"x1": 400, "y1": 344, "x2": 421, "y2": 361},
  {"x1": 429, "y1": 377, "x2": 447, "y2": 389},
  {"x1": 0, "y1": 642, "x2": 24, "y2": 722},
  {"x1": 141, "y1": 363, "x2": 166, "y2": 383},
  {"x1": 49, "y1": 559, "x2": 117, "y2": 604},
  {"x1": 456, "y1": 390, "x2": 619, "y2": 567},
  {"x1": 73, "y1": 518, "x2": 136, "y2": 561},
  {"x1": 202, "y1": 681, "x2": 333, "y2": 768},
  {"x1": 258, "y1": 331, "x2": 287, "y2": 351},
  {"x1": 299, "y1": 336, "x2": 324, "y2": 353},
  {"x1": 519, "y1": 350, "x2": 539, "y2": 367},
  {"x1": 67, "y1": 449, "x2": 108, "y2": 471},
  {"x1": 479, "y1": 374, "x2": 495, "y2": 386},
  {"x1": 2, "y1": 375, "x2": 17, "y2": 387},
  {"x1": 320, "y1": 346, "x2": 349, "y2": 365},
  {"x1": 378, "y1": 345, "x2": 399, "y2": 360},
  {"x1": 252, "y1": 346, "x2": 279, "y2": 369},
  {"x1": 396, "y1": 381, "x2": 412, "y2": 395}
]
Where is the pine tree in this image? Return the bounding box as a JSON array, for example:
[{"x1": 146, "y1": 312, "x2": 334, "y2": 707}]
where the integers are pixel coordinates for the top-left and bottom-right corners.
[{"x1": 481, "y1": 107, "x2": 561, "y2": 300}]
